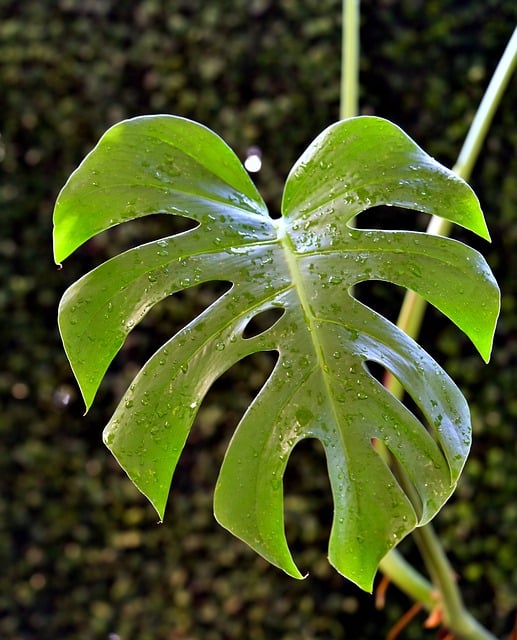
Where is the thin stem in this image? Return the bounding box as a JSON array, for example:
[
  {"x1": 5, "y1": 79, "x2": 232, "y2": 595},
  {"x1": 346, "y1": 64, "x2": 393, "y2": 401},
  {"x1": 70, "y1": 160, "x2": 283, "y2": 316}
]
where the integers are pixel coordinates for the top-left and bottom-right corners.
[
  {"x1": 454, "y1": 25, "x2": 517, "y2": 181},
  {"x1": 340, "y1": 0, "x2": 360, "y2": 120},
  {"x1": 378, "y1": 551, "x2": 435, "y2": 612},
  {"x1": 390, "y1": 25, "x2": 517, "y2": 358},
  {"x1": 412, "y1": 526, "x2": 498, "y2": 640},
  {"x1": 380, "y1": 25, "x2": 517, "y2": 640},
  {"x1": 338, "y1": 2, "x2": 511, "y2": 634}
]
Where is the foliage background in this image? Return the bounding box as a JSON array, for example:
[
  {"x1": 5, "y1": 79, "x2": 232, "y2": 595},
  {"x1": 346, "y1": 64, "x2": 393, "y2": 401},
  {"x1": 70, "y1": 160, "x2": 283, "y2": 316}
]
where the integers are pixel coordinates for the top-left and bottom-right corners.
[{"x1": 1, "y1": 1, "x2": 516, "y2": 638}]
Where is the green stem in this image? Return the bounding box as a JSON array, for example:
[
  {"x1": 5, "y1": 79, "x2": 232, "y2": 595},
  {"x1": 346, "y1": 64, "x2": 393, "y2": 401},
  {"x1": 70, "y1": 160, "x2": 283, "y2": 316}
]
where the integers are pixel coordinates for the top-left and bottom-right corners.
[
  {"x1": 454, "y1": 25, "x2": 517, "y2": 181},
  {"x1": 340, "y1": 0, "x2": 360, "y2": 120},
  {"x1": 386, "y1": 23, "x2": 517, "y2": 392},
  {"x1": 380, "y1": 25, "x2": 517, "y2": 640},
  {"x1": 412, "y1": 527, "x2": 498, "y2": 640},
  {"x1": 378, "y1": 551, "x2": 435, "y2": 612}
]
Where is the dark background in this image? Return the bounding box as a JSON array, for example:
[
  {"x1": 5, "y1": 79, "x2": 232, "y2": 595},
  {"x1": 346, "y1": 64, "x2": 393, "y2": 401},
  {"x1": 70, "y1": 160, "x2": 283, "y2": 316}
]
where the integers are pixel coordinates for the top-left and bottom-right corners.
[{"x1": 1, "y1": 1, "x2": 516, "y2": 638}]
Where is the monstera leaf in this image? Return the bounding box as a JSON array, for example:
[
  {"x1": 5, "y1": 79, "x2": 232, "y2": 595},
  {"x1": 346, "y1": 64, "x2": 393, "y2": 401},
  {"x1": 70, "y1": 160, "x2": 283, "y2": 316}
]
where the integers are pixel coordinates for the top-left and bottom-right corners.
[{"x1": 53, "y1": 115, "x2": 499, "y2": 591}]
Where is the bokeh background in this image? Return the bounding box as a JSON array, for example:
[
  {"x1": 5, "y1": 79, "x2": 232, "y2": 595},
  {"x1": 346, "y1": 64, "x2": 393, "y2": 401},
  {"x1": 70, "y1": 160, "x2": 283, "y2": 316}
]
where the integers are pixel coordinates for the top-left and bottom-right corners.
[{"x1": 1, "y1": 1, "x2": 516, "y2": 638}]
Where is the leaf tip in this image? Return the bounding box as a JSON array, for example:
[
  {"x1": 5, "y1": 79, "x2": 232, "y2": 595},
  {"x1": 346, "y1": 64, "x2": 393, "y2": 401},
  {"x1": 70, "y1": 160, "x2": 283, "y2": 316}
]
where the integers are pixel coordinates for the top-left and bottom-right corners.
[
  {"x1": 475, "y1": 295, "x2": 500, "y2": 364},
  {"x1": 271, "y1": 563, "x2": 305, "y2": 581},
  {"x1": 458, "y1": 182, "x2": 492, "y2": 242},
  {"x1": 479, "y1": 345, "x2": 493, "y2": 365},
  {"x1": 71, "y1": 369, "x2": 96, "y2": 415},
  {"x1": 154, "y1": 505, "x2": 166, "y2": 523},
  {"x1": 329, "y1": 556, "x2": 376, "y2": 593},
  {"x1": 475, "y1": 217, "x2": 492, "y2": 243},
  {"x1": 138, "y1": 492, "x2": 166, "y2": 524}
]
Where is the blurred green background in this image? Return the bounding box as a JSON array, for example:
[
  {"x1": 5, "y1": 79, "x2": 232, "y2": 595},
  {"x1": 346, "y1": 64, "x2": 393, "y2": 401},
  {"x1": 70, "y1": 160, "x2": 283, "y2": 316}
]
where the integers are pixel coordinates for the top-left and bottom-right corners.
[{"x1": 1, "y1": 1, "x2": 516, "y2": 638}]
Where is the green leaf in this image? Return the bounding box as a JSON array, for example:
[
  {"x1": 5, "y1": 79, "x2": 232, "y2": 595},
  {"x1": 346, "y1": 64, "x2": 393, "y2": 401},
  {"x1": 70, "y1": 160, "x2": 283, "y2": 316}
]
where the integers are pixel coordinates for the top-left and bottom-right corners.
[{"x1": 53, "y1": 115, "x2": 499, "y2": 591}]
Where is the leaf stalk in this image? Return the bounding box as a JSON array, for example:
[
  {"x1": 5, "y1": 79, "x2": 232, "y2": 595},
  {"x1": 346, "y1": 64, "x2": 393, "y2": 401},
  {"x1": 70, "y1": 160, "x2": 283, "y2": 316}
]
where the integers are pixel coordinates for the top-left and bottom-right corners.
[
  {"x1": 454, "y1": 25, "x2": 517, "y2": 182},
  {"x1": 380, "y1": 24, "x2": 517, "y2": 640}
]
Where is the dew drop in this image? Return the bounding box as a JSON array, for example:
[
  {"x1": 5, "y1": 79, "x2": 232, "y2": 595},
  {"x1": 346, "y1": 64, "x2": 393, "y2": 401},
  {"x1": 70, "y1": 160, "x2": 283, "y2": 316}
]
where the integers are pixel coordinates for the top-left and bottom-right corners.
[{"x1": 295, "y1": 407, "x2": 313, "y2": 426}]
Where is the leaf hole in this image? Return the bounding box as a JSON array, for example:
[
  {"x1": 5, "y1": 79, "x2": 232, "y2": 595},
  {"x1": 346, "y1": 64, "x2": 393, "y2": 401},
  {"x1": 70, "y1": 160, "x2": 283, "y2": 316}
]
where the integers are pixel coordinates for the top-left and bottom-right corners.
[
  {"x1": 354, "y1": 205, "x2": 433, "y2": 232},
  {"x1": 117, "y1": 280, "x2": 232, "y2": 368},
  {"x1": 353, "y1": 281, "x2": 406, "y2": 325},
  {"x1": 81, "y1": 213, "x2": 198, "y2": 260},
  {"x1": 182, "y1": 350, "x2": 280, "y2": 474},
  {"x1": 283, "y1": 438, "x2": 333, "y2": 563},
  {"x1": 242, "y1": 307, "x2": 285, "y2": 339},
  {"x1": 363, "y1": 361, "x2": 388, "y2": 384},
  {"x1": 364, "y1": 361, "x2": 434, "y2": 435},
  {"x1": 369, "y1": 437, "x2": 424, "y2": 521}
]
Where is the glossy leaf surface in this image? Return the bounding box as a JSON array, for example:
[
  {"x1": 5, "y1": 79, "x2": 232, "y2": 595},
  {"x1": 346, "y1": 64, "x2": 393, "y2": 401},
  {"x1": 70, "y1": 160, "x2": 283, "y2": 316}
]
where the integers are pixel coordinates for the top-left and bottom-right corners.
[{"x1": 54, "y1": 115, "x2": 499, "y2": 590}]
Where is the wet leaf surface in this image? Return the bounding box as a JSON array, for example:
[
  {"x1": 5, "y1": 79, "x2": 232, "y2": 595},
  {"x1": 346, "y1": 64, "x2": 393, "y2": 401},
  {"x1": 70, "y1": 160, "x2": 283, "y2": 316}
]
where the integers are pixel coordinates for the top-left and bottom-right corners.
[{"x1": 54, "y1": 115, "x2": 499, "y2": 590}]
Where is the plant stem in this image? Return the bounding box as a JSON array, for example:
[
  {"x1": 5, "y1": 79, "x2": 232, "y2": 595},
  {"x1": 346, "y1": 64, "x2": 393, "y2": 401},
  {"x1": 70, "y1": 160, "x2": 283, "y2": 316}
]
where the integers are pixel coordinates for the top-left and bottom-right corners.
[
  {"x1": 411, "y1": 527, "x2": 498, "y2": 640},
  {"x1": 339, "y1": 3, "x2": 513, "y2": 635},
  {"x1": 340, "y1": 0, "x2": 360, "y2": 120},
  {"x1": 383, "y1": 24, "x2": 517, "y2": 397},
  {"x1": 381, "y1": 25, "x2": 517, "y2": 640},
  {"x1": 454, "y1": 25, "x2": 517, "y2": 182},
  {"x1": 378, "y1": 551, "x2": 435, "y2": 612}
]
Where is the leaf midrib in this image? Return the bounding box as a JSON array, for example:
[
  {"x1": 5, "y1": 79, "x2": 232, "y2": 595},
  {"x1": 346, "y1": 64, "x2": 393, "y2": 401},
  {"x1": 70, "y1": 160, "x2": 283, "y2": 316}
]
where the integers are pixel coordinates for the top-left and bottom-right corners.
[{"x1": 275, "y1": 218, "x2": 347, "y2": 448}]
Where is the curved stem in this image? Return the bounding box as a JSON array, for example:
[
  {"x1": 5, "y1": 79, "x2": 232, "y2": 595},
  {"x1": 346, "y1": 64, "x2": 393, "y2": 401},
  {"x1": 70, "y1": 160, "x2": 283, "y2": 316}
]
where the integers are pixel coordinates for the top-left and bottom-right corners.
[
  {"x1": 411, "y1": 527, "x2": 498, "y2": 640},
  {"x1": 378, "y1": 551, "x2": 435, "y2": 612},
  {"x1": 454, "y1": 25, "x2": 517, "y2": 181},
  {"x1": 338, "y1": 4, "x2": 513, "y2": 636},
  {"x1": 381, "y1": 25, "x2": 517, "y2": 640}
]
